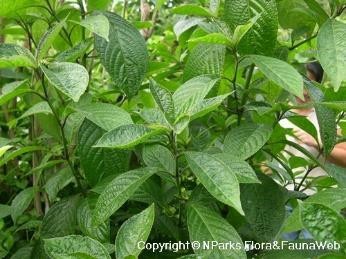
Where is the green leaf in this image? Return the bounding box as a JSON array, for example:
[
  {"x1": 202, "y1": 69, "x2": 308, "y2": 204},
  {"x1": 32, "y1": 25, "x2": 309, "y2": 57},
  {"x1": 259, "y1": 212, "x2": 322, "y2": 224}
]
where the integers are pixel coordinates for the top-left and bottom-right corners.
[
  {"x1": 213, "y1": 153, "x2": 260, "y2": 183},
  {"x1": 224, "y1": 0, "x2": 278, "y2": 56},
  {"x1": 36, "y1": 21, "x2": 65, "y2": 60},
  {"x1": 93, "y1": 167, "x2": 156, "y2": 225},
  {"x1": 11, "y1": 188, "x2": 34, "y2": 224},
  {"x1": 173, "y1": 75, "x2": 219, "y2": 117},
  {"x1": 94, "y1": 12, "x2": 148, "y2": 97},
  {"x1": 44, "y1": 168, "x2": 74, "y2": 202},
  {"x1": 320, "y1": 101, "x2": 346, "y2": 111},
  {"x1": 250, "y1": 55, "x2": 304, "y2": 98},
  {"x1": 0, "y1": 204, "x2": 11, "y2": 219},
  {"x1": 0, "y1": 146, "x2": 46, "y2": 167},
  {"x1": 187, "y1": 203, "x2": 246, "y2": 258},
  {"x1": 44, "y1": 235, "x2": 111, "y2": 259},
  {"x1": 302, "y1": 0, "x2": 329, "y2": 26},
  {"x1": 283, "y1": 187, "x2": 346, "y2": 233},
  {"x1": 287, "y1": 115, "x2": 319, "y2": 144},
  {"x1": 172, "y1": 5, "x2": 214, "y2": 17},
  {"x1": 77, "y1": 14, "x2": 109, "y2": 41},
  {"x1": 241, "y1": 173, "x2": 287, "y2": 242},
  {"x1": 0, "y1": 80, "x2": 32, "y2": 106},
  {"x1": 95, "y1": 124, "x2": 165, "y2": 149},
  {"x1": 185, "y1": 151, "x2": 243, "y2": 215},
  {"x1": 74, "y1": 102, "x2": 133, "y2": 131},
  {"x1": 188, "y1": 33, "x2": 232, "y2": 48},
  {"x1": 224, "y1": 123, "x2": 272, "y2": 160},
  {"x1": 173, "y1": 17, "x2": 203, "y2": 38},
  {"x1": 77, "y1": 198, "x2": 110, "y2": 243},
  {"x1": 142, "y1": 144, "x2": 176, "y2": 174},
  {"x1": 324, "y1": 163, "x2": 346, "y2": 187},
  {"x1": 55, "y1": 40, "x2": 92, "y2": 62},
  {"x1": 190, "y1": 94, "x2": 230, "y2": 120},
  {"x1": 0, "y1": 44, "x2": 36, "y2": 68},
  {"x1": 41, "y1": 62, "x2": 89, "y2": 102},
  {"x1": 41, "y1": 196, "x2": 80, "y2": 238},
  {"x1": 232, "y1": 19, "x2": 256, "y2": 47},
  {"x1": 183, "y1": 44, "x2": 226, "y2": 81},
  {"x1": 19, "y1": 101, "x2": 52, "y2": 120},
  {"x1": 300, "y1": 203, "x2": 346, "y2": 243},
  {"x1": 317, "y1": 19, "x2": 346, "y2": 91},
  {"x1": 78, "y1": 119, "x2": 130, "y2": 186},
  {"x1": 149, "y1": 79, "x2": 175, "y2": 123},
  {"x1": 115, "y1": 204, "x2": 155, "y2": 259}
]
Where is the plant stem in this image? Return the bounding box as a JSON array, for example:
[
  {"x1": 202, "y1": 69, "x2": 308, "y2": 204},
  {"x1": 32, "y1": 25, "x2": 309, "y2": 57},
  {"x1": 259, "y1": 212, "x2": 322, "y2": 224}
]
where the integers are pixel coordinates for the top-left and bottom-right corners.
[
  {"x1": 230, "y1": 52, "x2": 241, "y2": 125},
  {"x1": 295, "y1": 166, "x2": 317, "y2": 191},
  {"x1": 171, "y1": 131, "x2": 182, "y2": 226},
  {"x1": 289, "y1": 34, "x2": 317, "y2": 51},
  {"x1": 41, "y1": 77, "x2": 85, "y2": 194},
  {"x1": 238, "y1": 64, "x2": 255, "y2": 122}
]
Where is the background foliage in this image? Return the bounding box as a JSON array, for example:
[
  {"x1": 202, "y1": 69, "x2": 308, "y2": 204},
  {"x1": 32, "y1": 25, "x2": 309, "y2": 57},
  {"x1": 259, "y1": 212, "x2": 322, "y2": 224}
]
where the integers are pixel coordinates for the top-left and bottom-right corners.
[{"x1": 0, "y1": 0, "x2": 346, "y2": 258}]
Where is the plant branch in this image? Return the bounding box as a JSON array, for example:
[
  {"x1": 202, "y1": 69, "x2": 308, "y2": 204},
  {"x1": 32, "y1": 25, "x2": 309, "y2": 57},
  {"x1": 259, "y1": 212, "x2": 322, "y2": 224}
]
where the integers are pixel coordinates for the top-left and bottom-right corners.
[
  {"x1": 289, "y1": 34, "x2": 317, "y2": 51},
  {"x1": 230, "y1": 52, "x2": 241, "y2": 125}
]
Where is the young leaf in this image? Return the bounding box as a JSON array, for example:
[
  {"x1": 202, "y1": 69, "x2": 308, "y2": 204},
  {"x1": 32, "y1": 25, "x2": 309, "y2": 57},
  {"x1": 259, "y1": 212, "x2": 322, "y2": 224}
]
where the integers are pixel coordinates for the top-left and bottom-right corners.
[
  {"x1": 183, "y1": 44, "x2": 226, "y2": 81},
  {"x1": 188, "y1": 33, "x2": 232, "y2": 48},
  {"x1": 173, "y1": 17, "x2": 203, "y2": 38},
  {"x1": 78, "y1": 119, "x2": 130, "y2": 186},
  {"x1": 94, "y1": 12, "x2": 148, "y2": 97},
  {"x1": 77, "y1": 198, "x2": 110, "y2": 243},
  {"x1": 40, "y1": 62, "x2": 89, "y2": 102},
  {"x1": 94, "y1": 124, "x2": 166, "y2": 149},
  {"x1": 0, "y1": 80, "x2": 31, "y2": 106},
  {"x1": 142, "y1": 144, "x2": 176, "y2": 174},
  {"x1": 173, "y1": 75, "x2": 219, "y2": 117},
  {"x1": 77, "y1": 14, "x2": 109, "y2": 41},
  {"x1": 172, "y1": 5, "x2": 214, "y2": 17},
  {"x1": 317, "y1": 19, "x2": 346, "y2": 91},
  {"x1": 149, "y1": 79, "x2": 175, "y2": 123},
  {"x1": 74, "y1": 102, "x2": 133, "y2": 131},
  {"x1": 44, "y1": 235, "x2": 111, "y2": 259},
  {"x1": 0, "y1": 44, "x2": 36, "y2": 68},
  {"x1": 187, "y1": 203, "x2": 246, "y2": 258},
  {"x1": 36, "y1": 20, "x2": 65, "y2": 60},
  {"x1": 190, "y1": 94, "x2": 230, "y2": 120},
  {"x1": 55, "y1": 40, "x2": 92, "y2": 62},
  {"x1": 224, "y1": 123, "x2": 272, "y2": 160},
  {"x1": 250, "y1": 55, "x2": 304, "y2": 98},
  {"x1": 18, "y1": 101, "x2": 52, "y2": 120},
  {"x1": 115, "y1": 204, "x2": 155, "y2": 259},
  {"x1": 185, "y1": 151, "x2": 244, "y2": 215},
  {"x1": 93, "y1": 167, "x2": 157, "y2": 225},
  {"x1": 11, "y1": 187, "x2": 34, "y2": 224}
]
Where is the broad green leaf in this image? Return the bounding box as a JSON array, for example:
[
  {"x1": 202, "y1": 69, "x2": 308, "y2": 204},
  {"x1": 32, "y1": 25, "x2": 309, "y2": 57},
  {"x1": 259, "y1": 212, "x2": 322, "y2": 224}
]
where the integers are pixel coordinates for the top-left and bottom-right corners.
[
  {"x1": 41, "y1": 62, "x2": 89, "y2": 102},
  {"x1": 317, "y1": 19, "x2": 346, "y2": 90},
  {"x1": 183, "y1": 44, "x2": 226, "y2": 81},
  {"x1": 44, "y1": 168, "x2": 74, "y2": 202},
  {"x1": 94, "y1": 12, "x2": 148, "y2": 97},
  {"x1": 36, "y1": 21, "x2": 65, "y2": 60},
  {"x1": 115, "y1": 204, "x2": 155, "y2": 259},
  {"x1": 232, "y1": 19, "x2": 256, "y2": 47},
  {"x1": 213, "y1": 153, "x2": 260, "y2": 183},
  {"x1": 44, "y1": 235, "x2": 110, "y2": 259},
  {"x1": 250, "y1": 55, "x2": 304, "y2": 98},
  {"x1": 190, "y1": 94, "x2": 230, "y2": 120},
  {"x1": 0, "y1": 0, "x2": 39, "y2": 17},
  {"x1": 185, "y1": 151, "x2": 243, "y2": 214},
  {"x1": 0, "y1": 146, "x2": 46, "y2": 167},
  {"x1": 0, "y1": 204, "x2": 11, "y2": 219},
  {"x1": 9, "y1": 246, "x2": 33, "y2": 259},
  {"x1": 55, "y1": 40, "x2": 92, "y2": 62},
  {"x1": 303, "y1": 0, "x2": 329, "y2": 26},
  {"x1": 287, "y1": 115, "x2": 319, "y2": 144},
  {"x1": 0, "y1": 44, "x2": 36, "y2": 68},
  {"x1": 283, "y1": 187, "x2": 346, "y2": 233},
  {"x1": 15, "y1": 220, "x2": 41, "y2": 232},
  {"x1": 224, "y1": 0, "x2": 278, "y2": 56},
  {"x1": 93, "y1": 167, "x2": 156, "y2": 225},
  {"x1": 241, "y1": 173, "x2": 287, "y2": 242},
  {"x1": 300, "y1": 203, "x2": 346, "y2": 243},
  {"x1": 0, "y1": 145, "x2": 12, "y2": 157},
  {"x1": 77, "y1": 198, "x2": 110, "y2": 243},
  {"x1": 224, "y1": 123, "x2": 272, "y2": 159},
  {"x1": 187, "y1": 203, "x2": 246, "y2": 258},
  {"x1": 78, "y1": 119, "x2": 130, "y2": 186},
  {"x1": 305, "y1": 80, "x2": 336, "y2": 155},
  {"x1": 324, "y1": 163, "x2": 346, "y2": 187},
  {"x1": 149, "y1": 79, "x2": 175, "y2": 123},
  {"x1": 0, "y1": 80, "x2": 31, "y2": 106},
  {"x1": 74, "y1": 102, "x2": 133, "y2": 131},
  {"x1": 19, "y1": 101, "x2": 52, "y2": 120},
  {"x1": 11, "y1": 187, "x2": 34, "y2": 224},
  {"x1": 173, "y1": 75, "x2": 219, "y2": 117},
  {"x1": 41, "y1": 196, "x2": 80, "y2": 238},
  {"x1": 95, "y1": 124, "x2": 166, "y2": 149},
  {"x1": 188, "y1": 33, "x2": 232, "y2": 48},
  {"x1": 321, "y1": 101, "x2": 346, "y2": 111},
  {"x1": 77, "y1": 14, "x2": 109, "y2": 41},
  {"x1": 142, "y1": 144, "x2": 176, "y2": 174},
  {"x1": 172, "y1": 5, "x2": 213, "y2": 17},
  {"x1": 173, "y1": 17, "x2": 203, "y2": 38}
]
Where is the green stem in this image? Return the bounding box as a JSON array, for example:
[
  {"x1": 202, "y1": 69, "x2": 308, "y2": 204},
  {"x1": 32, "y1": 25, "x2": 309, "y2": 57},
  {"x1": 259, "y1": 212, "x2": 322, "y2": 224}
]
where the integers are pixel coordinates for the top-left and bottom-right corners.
[
  {"x1": 171, "y1": 131, "x2": 182, "y2": 226},
  {"x1": 289, "y1": 34, "x2": 317, "y2": 51},
  {"x1": 230, "y1": 53, "x2": 241, "y2": 125}
]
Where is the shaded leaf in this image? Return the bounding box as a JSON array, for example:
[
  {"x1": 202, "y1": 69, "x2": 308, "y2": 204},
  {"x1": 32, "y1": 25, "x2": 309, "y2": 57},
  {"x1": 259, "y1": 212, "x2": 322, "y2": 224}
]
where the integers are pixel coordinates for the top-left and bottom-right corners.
[{"x1": 0, "y1": 44, "x2": 36, "y2": 68}]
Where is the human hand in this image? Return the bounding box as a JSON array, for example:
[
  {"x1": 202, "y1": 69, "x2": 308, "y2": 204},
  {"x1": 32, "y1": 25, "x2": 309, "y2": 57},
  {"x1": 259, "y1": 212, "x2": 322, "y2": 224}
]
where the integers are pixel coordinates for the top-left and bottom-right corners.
[{"x1": 293, "y1": 129, "x2": 319, "y2": 149}]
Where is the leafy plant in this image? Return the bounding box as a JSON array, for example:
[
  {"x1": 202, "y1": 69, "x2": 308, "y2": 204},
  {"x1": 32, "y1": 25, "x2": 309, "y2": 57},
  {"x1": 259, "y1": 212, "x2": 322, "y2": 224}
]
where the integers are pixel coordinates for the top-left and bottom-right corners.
[{"x1": 0, "y1": 0, "x2": 346, "y2": 258}]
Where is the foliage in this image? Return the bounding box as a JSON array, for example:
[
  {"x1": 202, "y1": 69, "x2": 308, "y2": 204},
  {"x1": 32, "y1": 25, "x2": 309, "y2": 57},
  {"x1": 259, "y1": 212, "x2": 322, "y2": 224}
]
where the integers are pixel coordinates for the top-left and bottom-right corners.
[{"x1": 0, "y1": 0, "x2": 346, "y2": 258}]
